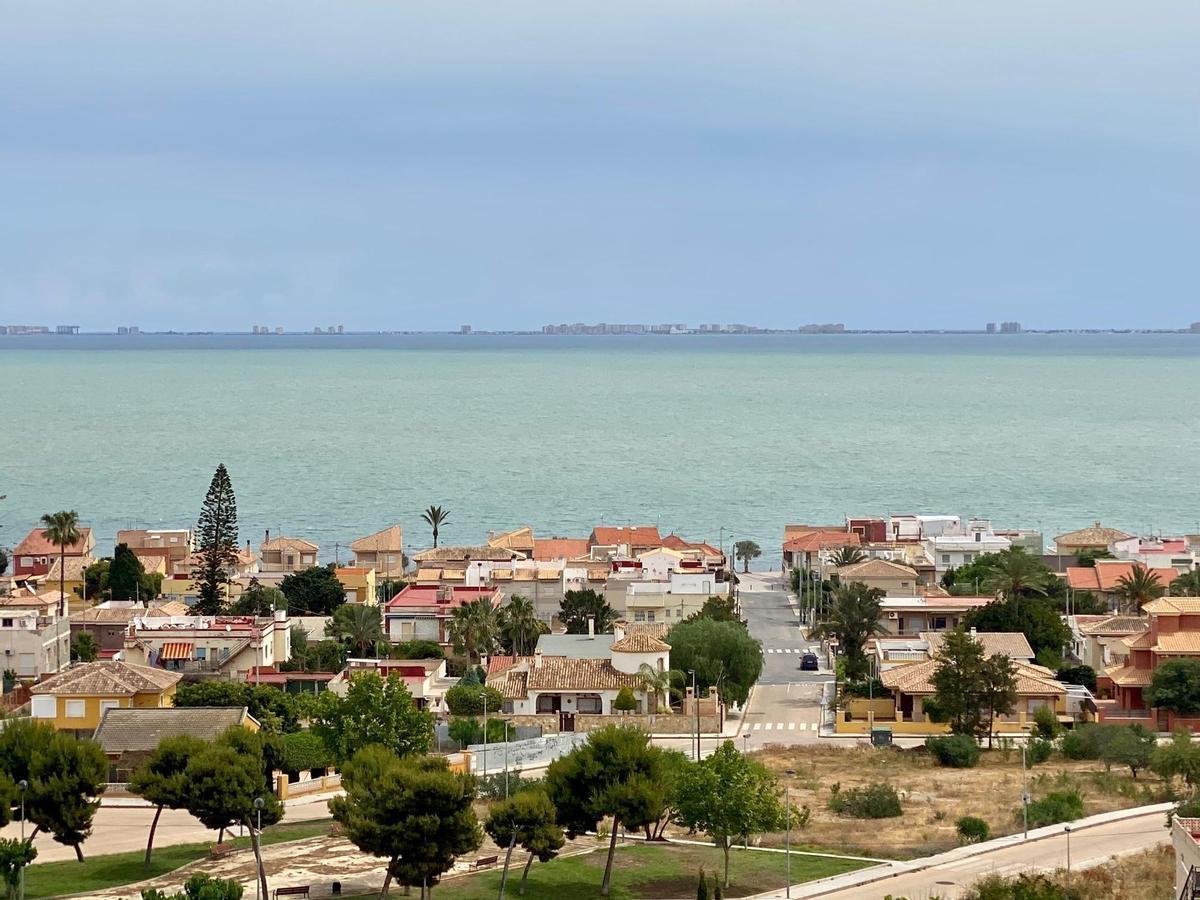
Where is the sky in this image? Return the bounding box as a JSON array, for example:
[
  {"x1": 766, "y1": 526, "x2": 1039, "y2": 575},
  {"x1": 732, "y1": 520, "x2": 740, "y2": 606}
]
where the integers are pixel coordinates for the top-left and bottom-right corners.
[{"x1": 2, "y1": 2, "x2": 1199, "y2": 332}]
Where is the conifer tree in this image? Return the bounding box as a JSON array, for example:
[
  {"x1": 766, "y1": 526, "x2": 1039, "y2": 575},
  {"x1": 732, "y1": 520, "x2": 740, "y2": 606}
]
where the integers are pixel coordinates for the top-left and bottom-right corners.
[{"x1": 194, "y1": 464, "x2": 238, "y2": 615}]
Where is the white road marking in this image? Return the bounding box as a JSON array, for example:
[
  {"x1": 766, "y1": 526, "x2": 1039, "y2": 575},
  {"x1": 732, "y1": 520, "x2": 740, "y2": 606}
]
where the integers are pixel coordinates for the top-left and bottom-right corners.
[
  {"x1": 752, "y1": 722, "x2": 761, "y2": 731},
  {"x1": 764, "y1": 723, "x2": 773, "y2": 731},
  {"x1": 788, "y1": 722, "x2": 796, "y2": 730}
]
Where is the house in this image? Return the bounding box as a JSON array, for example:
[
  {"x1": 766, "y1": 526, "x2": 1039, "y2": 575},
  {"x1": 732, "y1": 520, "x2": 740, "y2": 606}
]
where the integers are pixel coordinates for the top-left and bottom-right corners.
[
  {"x1": 782, "y1": 528, "x2": 861, "y2": 571},
  {"x1": 0, "y1": 593, "x2": 71, "y2": 678},
  {"x1": 161, "y1": 544, "x2": 259, "y2": 599},
  {"x1": 872, "y1": 630, "x2": 1034, "y2": 673},
  {"x1": 39, "y1": 556, "x2": 92, "y2": 610},
  {"x1": 93, "y1": 706, "x2": 259, "y2": 780},
  {"x1": 30, "y1": 660, "x2": 181, "y2": 737},
  {"x1": 488, "y1": 527, "x2": 536, "y2": 559},
  {"x1": 660, "y1": 534, "x2": 726, "y2": 572},
  {"x1": 922, "y1": 630, "x2": 1035, "y2": 664},
  {"x1": 923, "y1": 519, "x2": 1011, "y2": 575},
  {"x1": 846, "y1": 517, "x2": 888, "y2": 543},
  {"x1": 122, "y1": 611, "x2": 293, "y2": 682},
  {"x1": 11, "y1": 526, "x2": 94, "y2": 579},
  {"x1": 335, "y1": 567, "x2": 377, "y2": 605},
  {"x1": 411, "y1": 546, "x2": 522, "y2": 574},
  {"x1": 589, "y1": 526, "x2": 663, "y2": 558},
  {"x1": 887, "y1": 515, "x2": 961, "y2": 542},
  {"x1": 1110, "y1": 536, "x2": 1197, "y2": 574},
  {"x1": 1172, "y1": 815, "x2": 1200, "y2": 898},
  {"x1": 623, "y1": 572, "x2": 721, "y2": 625},
  {"x1": 116, "y1": 529, "x2": 194, "y2": 575},
  {"x1": 384, "y1": 583, "x2": 502, "y2": 644},
  {"x1": 531, "y1": 537, "x2": 591, "y2": 562},
  {"x1": 835, "y1": 558, "x2": 920, "y2": 596},
  {"x1": 1054, "y1": 522, "x2": 1133, "y2": 555},
  {"x1": 260, "y1": 534, "x2": 319, "y2": 573},
  {"x1": 243, "y1": 666, "x2": 336, "y2": 694},
  {"x1": 877, "y1": 595, "x2": 997, "y2": 637},
  {"x1": 1069, "y1": 614, "x2": 1149, "y2": 671},
  {"x1": 1065, "y1": 560, "x2": 1174, "y2": 610},
  {"x1": 326, "y1": 657, "x2": 453, "y2": 709},
  {"x1": 350, "y1": 525, "x2": 406, "y2": 577},
  {"x1": 70, "y1": 602, "x2": 187, "y2": 657},
  {"x1": 1098, "y1": 596, "x2": 1200, "y2": 725}
]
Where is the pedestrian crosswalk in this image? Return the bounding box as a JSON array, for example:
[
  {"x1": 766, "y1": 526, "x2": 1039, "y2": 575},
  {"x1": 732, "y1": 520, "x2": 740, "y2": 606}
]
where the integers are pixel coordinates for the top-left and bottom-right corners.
[
  {"x1": 766, "y1": 647, "x2": 810, "y2": 654},
  {"x1": 750, "y1": 721, "x2": 818, "y2": 731}
]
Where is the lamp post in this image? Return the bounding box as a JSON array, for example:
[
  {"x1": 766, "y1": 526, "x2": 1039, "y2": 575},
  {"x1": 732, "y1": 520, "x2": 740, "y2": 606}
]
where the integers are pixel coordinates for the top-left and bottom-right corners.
[
  {"x1": 504, "y1": 721, "x2": 510, "y2": 799},
  {"x1": 1021, "y1": 744, "x2": 1030, "y2": 839},
  {"x1": 784, "y1": 769, "x2": 795, "y2": 899},
  {"x1": 1064, "y1": 825, "x2": 1072, "y2": 891},
  {"x1": 482, "y1": 690, "x2": 489, "y2": 778},
  {"x1": 688, "y1": 669, "x2": 698, "y2": 761},
  {"x1": 742, "y1": 733, "x2": 750, "y2": 756},
  {"x1": 253, "y1": 797, "x2": 265, "y2": 900},
  {"x1": 18, "y1": 779, "x2": 27, "y2": 900}
]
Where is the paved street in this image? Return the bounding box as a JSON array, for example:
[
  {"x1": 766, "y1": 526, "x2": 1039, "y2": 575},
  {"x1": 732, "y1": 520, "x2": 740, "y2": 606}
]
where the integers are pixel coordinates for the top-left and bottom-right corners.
[{"x1": 738, "y1": 571, "x2": 831, "y2": 748}]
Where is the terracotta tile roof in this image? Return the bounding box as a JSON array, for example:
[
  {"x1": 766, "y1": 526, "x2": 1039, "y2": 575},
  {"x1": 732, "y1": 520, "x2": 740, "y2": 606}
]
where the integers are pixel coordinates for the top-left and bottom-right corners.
[
  {"x1": 31, "y1": 661, "x2": 180, "y2": 697},
  {"x1": 94, "y1": 707, "x2": 255, "y2": 752},
  {"x1": 882, "y1": 659, "x2": 1065, "y2": 696},
  {"x1": 487, "y1": 655, "x2": 642, "y2": 693},
  {"x1": 1066, "y1": 562, "x2": 1170, "y2": 592},
  {"x1": 922, "y1": 631, "x2": 1035, "y2": 661},
  {"x1": 1054, "y1": 522, "x2": 1133, "y2": 548},
  {"x1": 610, "y1": 632, "x2": 671, "y2": 653},
  {"x1": 661, "y1": 535, "x2": 723, "y2": 557},
  {"x1": 621, "y1": 621, "x2": 670, "y2": 638},
  {"x1": 590, "y1": 526, "x2": 662, "y2": 548},
  {"x1": 71, "y1": 604, "x2": 179, "y2": 623},
  {"x1": 261, "y1": 536, "x2": 318, "y2": 552},
  {"x1": 335, "y1": 567, "x2": 372, "y2": 576},
  {"x1": 783, "y1": 531, "x2": 861, "y2": 553},
  {"x1": 488, "y1": 527, "x2": 536, "y2": 553},
  {"x1": 386, "y1": 584, "x2": 501, "y2": 609},
  {"x1": 0, "y1": 592, "x2": 60, "y2": 610},
  {"x1": 1104, "y1": 662, "x2": 1153, "y2": 687},
  {"x1": 1154, "y1": 632, "x2": 1200, "y2": 654},
  {"x1": 350, "y1": 525, "x2": 404, "y2": 554},
  {"x1": 1076, "y1": 615, "x2": 1150, "y2": 636},
  {"x1": 44, "y1": 556, "x2": 91, "y2": 582},
  {"x1": 487, "y1": 656, "x2": 516, "y2": 675},
  {"x1": 1122, "y1": 630, "x2": 1156, "y2": 650},
  {"x1": 491, "y1": 669, "x2": 529, "y2": 700},
  {"x1": 837, "y1": 558, "x2": 918, "y2": 580},
  {"x1": 1142, "y1": 597, "x2": 1200, "y2": 615},
  {"x1": 411, "y1": 546, "x2": 520, "y2": 562},
  {"x1": 14, "y1": 527, "x2": 93, "y2": 557},
  {"x1": 532, "y1": 538, "x2": 591, "y2": 561}
]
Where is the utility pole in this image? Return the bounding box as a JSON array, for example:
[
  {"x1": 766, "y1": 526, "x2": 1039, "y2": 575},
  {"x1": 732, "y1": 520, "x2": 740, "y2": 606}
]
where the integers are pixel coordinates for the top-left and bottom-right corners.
[{"x1": 1021, "y1": 744, "x2": 1030, "y2": 838}]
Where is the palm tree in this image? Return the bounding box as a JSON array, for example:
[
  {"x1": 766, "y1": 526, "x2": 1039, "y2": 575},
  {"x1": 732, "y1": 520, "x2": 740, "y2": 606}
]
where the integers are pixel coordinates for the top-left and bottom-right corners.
[
  {"x1": 636, "y1": 663, "x2": 672, "y2": 714},
  {"x1": 830, "y1": 547, "x2": 866, "y2": 568},
  {"x1": 982, "y1": 547, "x2": 1050, "y2": 603},
  {"x1": 422, "y1": 505, "x2": 451, "y2": 549},
  {"x1": 810, "y1": 581, "x2": 886, "y2": 681},
  {"x1": 448, "y1": 598, "x2": 499, "y2": 662},
  {"x1": 41, "y1": 510, "x2": 81, "y2": 619},
  {"x1": 1170, "y1": 571, "x2": 1200, "y2": 598},
  {"x1": 331, "y1": 603, "x2": 384, "y2": 657},
  {"x1": 1114, "y1": 567, "x2": 1167, "y2": 614},
  {"x1": 499, "y1": 595, "x2": 544, "y2": 656},
  {"x1": 734, "y1": 540, "x2": 761, "y2": 573}
]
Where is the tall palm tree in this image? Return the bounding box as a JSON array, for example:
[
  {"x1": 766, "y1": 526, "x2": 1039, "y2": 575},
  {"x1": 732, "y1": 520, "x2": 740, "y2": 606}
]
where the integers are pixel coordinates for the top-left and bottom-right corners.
[
  {"x1": 636, "y1": 663, "x2": 672, "y2": 714},
  {"x1": 447, "y1": 597, "x2": 499, "y2": 662},
  {"x1": 1114, "y1": 567, "x2": 1167, "y2": 614},
  {"x1": 41, "y1": 510, "x2": 81, "y2": 619},
  {"x1": 1170, "y1": 571, "x2": 1200, "y2": 598},
  {"x1": 810, "y1": 581, "x2": 886, "y2": 681},
  {"x1": 422, "y1": 505, "x2": 451, "y2": 548},
  {"x1": 499, "y1": 595, "x2": 544, "y2": 656},
  {"x1": 332, "y1": 603, "x2": 385, "y2": 657},
  {"x1": 830, "y1": 547, "x2": 866, "y2": 568},
  {"x1": 982, "y1": 547, "x2": 1050, "y2": 603}
]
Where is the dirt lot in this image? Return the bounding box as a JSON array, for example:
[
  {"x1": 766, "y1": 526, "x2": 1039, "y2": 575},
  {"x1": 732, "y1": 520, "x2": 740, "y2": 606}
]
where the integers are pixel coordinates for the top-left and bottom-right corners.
[
  {"x1": 751, "y1": 743, "x2": 1168, "y2": 858},
  {"x1": 968, "y1": 844, "x2": 1174, "y2": 900}
]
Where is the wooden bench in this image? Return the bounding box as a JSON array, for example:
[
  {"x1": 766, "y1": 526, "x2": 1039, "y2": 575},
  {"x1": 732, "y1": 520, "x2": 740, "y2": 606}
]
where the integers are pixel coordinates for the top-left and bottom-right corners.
[
  {"x1": 470, "y1": 856, "x2": 499, "y2": 870},
  {"x1": 273, "y1": 887, "x2": 311, "y2": 899},
  {"x1": 209, "y1": 843, "x2": 234, "y2": 860}
]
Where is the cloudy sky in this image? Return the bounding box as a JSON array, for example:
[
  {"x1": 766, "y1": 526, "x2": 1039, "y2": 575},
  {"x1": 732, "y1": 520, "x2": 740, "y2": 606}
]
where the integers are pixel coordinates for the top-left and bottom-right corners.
[{"x1": 3, "y1": 2, "x2": 1198, "y2": 331}]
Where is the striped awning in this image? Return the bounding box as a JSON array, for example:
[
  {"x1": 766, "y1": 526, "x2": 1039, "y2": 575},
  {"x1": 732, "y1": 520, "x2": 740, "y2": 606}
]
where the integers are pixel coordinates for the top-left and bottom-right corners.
[{"x1": 159, "y1": 641, "x2": 194, "y2": 661}]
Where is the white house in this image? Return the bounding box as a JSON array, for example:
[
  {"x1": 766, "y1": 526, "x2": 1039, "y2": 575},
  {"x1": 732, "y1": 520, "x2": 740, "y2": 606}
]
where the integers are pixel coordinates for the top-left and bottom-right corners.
[{"x1": 923, "y1": 518, "x2": 1011, "y2": 574}]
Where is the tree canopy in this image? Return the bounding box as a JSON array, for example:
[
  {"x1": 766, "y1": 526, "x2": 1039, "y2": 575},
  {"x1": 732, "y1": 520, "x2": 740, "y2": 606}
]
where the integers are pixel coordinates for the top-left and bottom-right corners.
[
  {"x1": 559, "y1": 589, "x2": 617, "y2": 635},
  {"x1": 447, "y1": 598, "x2": 500, "y2": 662},
  {"x1": 174, "y1": 681, "x2": 301, "y2": 732},
  {"x1": 421, "y1": 505, "x2": 451, "y2": 549},
  {"x1": 229, "y1": 578, "x2": 285, "y2": 617},
  {"x1": 1146, "y1": 658, "x2": 1200, "y2": 715},
  {"x1": 733, "y1": 541, "x2": 761, "y2": 573},
  {"x1": 194, "y1": 464, "x2": 239, "y2": 615},
  {"x1": 328, "y1": 603, "x2": 385, "y2": 657},
  {"x1": 666, "y1": 618, "x2": 763, "y2": 706},
  {"x1": 109, "y1": 542, "x2": 160, "y2": 603},
  {"x1": 129, "y1": 735, "x2": 208, "y2": 866},
  {"x1": 931, "y1": 629, "x2": 1017, "y2": 745},
  {"x1": 483, "y1": 788, "x2": 565, "y2": 897},
  {"x1": 280, "y1": 565, "x2": 345, "y2": 616},
  {"x1": 810, "y1": 582, "x2": 885, "y2": 681},
  {"x1": 499, "y1": 596, "x2": 546, "y2": 656},
  {"x1": 311, "y1": 672, "x2": 434, "y2": 762},
  {"x1": 962, "y1": 593, "x2": 1070, "y2": 657}
]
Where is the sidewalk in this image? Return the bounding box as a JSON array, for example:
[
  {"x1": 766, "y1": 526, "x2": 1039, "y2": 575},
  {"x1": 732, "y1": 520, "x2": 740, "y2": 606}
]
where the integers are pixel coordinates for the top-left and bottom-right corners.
[{"x1": 749, "y1": 802, "x2": 1173, "y2": 898}]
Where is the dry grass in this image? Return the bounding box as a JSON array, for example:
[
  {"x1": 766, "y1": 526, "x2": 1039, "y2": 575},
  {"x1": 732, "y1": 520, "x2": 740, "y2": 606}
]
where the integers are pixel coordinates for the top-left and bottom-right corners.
[
  {"x1": 750, "y1": 743, "x2": 1168, "y2": 858},
  {"x1": 966, "y1": 844, "x2": 1173, "y2": 899}
]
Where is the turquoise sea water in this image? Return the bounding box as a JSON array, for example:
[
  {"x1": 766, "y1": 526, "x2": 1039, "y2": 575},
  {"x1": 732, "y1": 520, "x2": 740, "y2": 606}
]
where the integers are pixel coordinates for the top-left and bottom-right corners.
[{"x1": 2, "y1": 333, "x2": 1199, "y2": 566}]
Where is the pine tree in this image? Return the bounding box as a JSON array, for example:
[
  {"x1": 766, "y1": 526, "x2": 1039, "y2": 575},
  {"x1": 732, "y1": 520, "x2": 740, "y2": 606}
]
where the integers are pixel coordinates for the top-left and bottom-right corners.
[{"x1": 194, "y1": 464, "x2": 239, "y2": 615}]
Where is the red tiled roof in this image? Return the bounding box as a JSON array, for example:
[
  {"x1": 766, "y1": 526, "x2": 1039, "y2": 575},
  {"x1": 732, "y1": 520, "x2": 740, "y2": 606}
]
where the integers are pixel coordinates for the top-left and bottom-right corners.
[
  {"x1": 783, "y1": 531, "x2": 860, "y2": 553},
  {"x1": 532, "y1": 538, "x2": 591, "y2": 561},
  {"x1": 14, "y1": 526, "x2": 92, "y2": 557},
  {"x1": 1066, "y1": 563, "x2": 1171, "y2": 592},
  {"x1": 661, "y1": 535, "x2": 723, "y2": 557},
  {"x1": 386, "y1": 584, "x2": 501, "y2": 609},
  {"x1": 590, "y1": 526, "x2": 662, "y2": 548}
]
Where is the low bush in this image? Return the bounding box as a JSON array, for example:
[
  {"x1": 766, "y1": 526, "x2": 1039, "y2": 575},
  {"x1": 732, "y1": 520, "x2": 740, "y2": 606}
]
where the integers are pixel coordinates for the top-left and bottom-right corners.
[
  {"x1": 925, "y1": 734, "x2": 980, "y2": 768},
  {"x1": 143, "y1": 874, "x2": 244, "y2": 900},
  {"x1": 613, "y1": 686, "x2": 638, "y2": 711},
  {"x1": 956, "y1": 815, "x2": 990, "y2": 844},
  {"x1": 1060, "y1": 725, "x2": 1101, "y2": 760},
  {"x1": 1031, "y1": 706, "x2": 1061, "y2": 740},
  {"x1": 1056, "y1": 664, "x2": 1097, "y2": 693},
  {"x1": 828, "y1": 782, "x2": 902, "y2": 819},
  {"x1": 1023, "y1": 790, "x2": 1083, "y2": 828},
  {"x1": 965, "y1": 872, "x2": 1082, "y2": 899},
  {"x1": 390, "y1": 639, "x2": 444, "y2": 660},
  {"x1": 280, "y1": 730, "x2": 332, "y2": 777},
  {"x1": 1026, "y1": 737, "x2": 1054, "y2": 765}
]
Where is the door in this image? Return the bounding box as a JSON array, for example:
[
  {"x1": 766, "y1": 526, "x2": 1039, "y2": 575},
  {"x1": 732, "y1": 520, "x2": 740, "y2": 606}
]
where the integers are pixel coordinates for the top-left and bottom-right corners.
[{"x1": 559, "y1": 711, "x2": 576, "y2": 732}]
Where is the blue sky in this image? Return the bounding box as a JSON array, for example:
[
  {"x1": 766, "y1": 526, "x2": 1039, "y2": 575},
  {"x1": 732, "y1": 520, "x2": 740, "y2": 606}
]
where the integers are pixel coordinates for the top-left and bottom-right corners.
[{"x1": 3, "y1": 2, "x2": 1198, "y2": 331}]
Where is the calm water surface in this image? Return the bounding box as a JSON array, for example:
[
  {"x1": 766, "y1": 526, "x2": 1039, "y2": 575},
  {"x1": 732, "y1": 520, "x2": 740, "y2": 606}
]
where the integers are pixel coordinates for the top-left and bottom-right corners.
[{"x1": 2, "y1": 333, "x2": 1198, "y2": 565}]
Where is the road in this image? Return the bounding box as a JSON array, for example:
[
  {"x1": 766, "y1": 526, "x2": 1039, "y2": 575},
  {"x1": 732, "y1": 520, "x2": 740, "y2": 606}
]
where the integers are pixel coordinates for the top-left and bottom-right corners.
[
  {"x1": 738, "y1": 571, "x2": 830, "y2": 748},
  {"x1": 774, "y1": 807, "x2": 1171, "y2": 899}
]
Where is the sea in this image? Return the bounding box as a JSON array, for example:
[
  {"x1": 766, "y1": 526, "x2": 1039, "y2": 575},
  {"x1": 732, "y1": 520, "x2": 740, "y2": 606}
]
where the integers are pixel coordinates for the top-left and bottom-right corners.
[{"x1": 2, "y1": 332, "x2": 1199, "y2": 567}]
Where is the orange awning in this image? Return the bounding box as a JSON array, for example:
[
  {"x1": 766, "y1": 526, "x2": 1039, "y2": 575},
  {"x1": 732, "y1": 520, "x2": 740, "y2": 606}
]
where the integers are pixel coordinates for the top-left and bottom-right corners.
[{"x1": 159, "y1": 641, "x2": 194, "y2": 661}]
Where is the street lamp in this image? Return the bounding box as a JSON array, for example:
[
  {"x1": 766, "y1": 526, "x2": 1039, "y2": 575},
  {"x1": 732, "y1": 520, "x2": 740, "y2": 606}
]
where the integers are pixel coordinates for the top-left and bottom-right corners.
[
  {"x1": 18, "y1": 779, "x2": 27, "y2": 900},
  {"x1": 688, "y1": 670, "x2": 698, "y2": 761},
  {"x1": 1020, "y1": 745, "x2": 1030, "y2": 839},
  {"x1": 742, "y1": 733, "x2": 750, "y2": 756},
  {"x1": 1064, "y1": 825, "x2": 1072, "y2": 891},
  {"x1": 253, "y1": 797, "x2": 265, "y2": 900},
  {"x1": 783, "y1": 769, "x2": 795, "y2": 899}
]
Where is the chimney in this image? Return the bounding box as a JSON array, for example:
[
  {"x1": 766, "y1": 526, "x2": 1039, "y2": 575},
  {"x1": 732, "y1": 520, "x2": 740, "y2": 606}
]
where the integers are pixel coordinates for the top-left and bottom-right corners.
[
  {"x1": 587, "y1": 616, "x2": 595, "y2": 637},
  {"x1": 534, "y1": 648, "x2": 543, "y2": 669},
  {"x1": 265, "y1": 529, "x2": 270, "y2": 544},
  {"x1": 970, "y1": 627, "x2": 977, "y2": 638}
]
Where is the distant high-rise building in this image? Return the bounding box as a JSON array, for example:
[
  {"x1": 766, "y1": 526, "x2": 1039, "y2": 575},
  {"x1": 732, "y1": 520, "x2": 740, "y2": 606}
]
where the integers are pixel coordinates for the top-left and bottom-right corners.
[
  {"x1": 337, "y1": 324, "x2": 344, "y2": 334},
  {"x1": 999, "y1": 321, "x2": 1022, "y2": 334},
  {"x1": 1190, "y1": 322, "x2": 1200, "y2": 333},
  {"x1": 461, "y1": 325, "x2": 472, "y2": 334},
  {"x1": 55, "y1": 325, "x2": 80, "y2": 334},
  {"x1": 275, "y1": 327, "x2": 284, "y2": 335},
  {"x1": 986, "y1": 322, "x2": 997, "y2": 334},
  {"x1": 117, "y1": 326, "x2": 140, "y2": 335}
]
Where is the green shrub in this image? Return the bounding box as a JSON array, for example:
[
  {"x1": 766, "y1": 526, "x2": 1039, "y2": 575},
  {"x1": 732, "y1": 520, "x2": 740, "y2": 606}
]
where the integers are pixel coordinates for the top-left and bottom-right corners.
[
  {"x1": 828, "y1": 782, "x2": 902, "y2": 819},
  {"x1": 1023, "y1": 789, "x2": 1083, "y2": 827},
  {"x1": 390, "y1": 639, "x2": 444, "y2": 660},
  {"x1": 925, "y1": 734, "x2": 981, "y2": 768},
  {"x1": 448, "y1": 717, "x2": 482, "y2": 748},
  {"x1": 280, "y1": 730, "x2": 332, "y2": 777},
  {"x1": 1031, "y1": 706, "x2": 1061, "y2": 740},
  {"x1": 143, "y1": 874, "x2": 245, "y2": 900},
  {"x1": 1056, "y1": 665, "x2": 1096, "y2": 693},
  {"x1": 956, "y1": 815, "x2": 990, "y2": 844},
  {"x1": 1059, "y1": 725, "x2": 1101, "y2": 760},
  {"x1": 444, "y1": 683, "x2": 504, "y2": 716},
  {"x1": 613, "y1": 686, "x2": 638, "y2": 712},
  {"x1": 1026, "y1": 737, "x2": 1054, "y2": 765},
  {"x1": 921, "y1": 697, "x2": 948, "y2": 723},
  {"x1": 965, "y1": 872, "x2": 1082, "y2": 899}
]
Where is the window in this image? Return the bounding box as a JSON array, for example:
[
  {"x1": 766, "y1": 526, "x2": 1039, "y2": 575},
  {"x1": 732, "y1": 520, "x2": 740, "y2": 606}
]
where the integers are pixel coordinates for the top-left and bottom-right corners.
[
  {"x1": 646, "y1": 611, "x2": 656, "y2": 623},
  {"x1": 196, "y1": 647, "x2": 207, "y2": 660},
  {"x1": 99, "y1": 700, "x2": 120, "y2": 717},
  {"x1": 962, "y1": 553, "x2": 973, "y2": 563},
  {"x1": 974, "y1": 532, "x2": 982, "y2": 543},
  {"x1": 576, "y1": 694, "x2": 603, "y2": 714},
  {"x1": 65, "y1": 700, "x2": 86, "y2": 719},
  {"x1": 502, "y1": 700, "x2": 514, "y2": 714},
  {"x1": 21, "y1": 557, "x2": 33, "y2": 567},
  {"x1": 941, "y1": 554, "x2": 951, "y2": 564},
  {"x1": 1, "y1": 619, "x2": 11, "y2": 628},
  {"x1": 633, "y1": 611, "x2": 646, "y2": 622},
  {"x1": 932, "y1": 616, "x2": 948, "y2": 630}
]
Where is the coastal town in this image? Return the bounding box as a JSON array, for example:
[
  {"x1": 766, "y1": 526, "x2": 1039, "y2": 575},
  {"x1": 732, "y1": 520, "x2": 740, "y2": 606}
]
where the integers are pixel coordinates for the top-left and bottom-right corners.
[{"x1": 0, "y1": 468, "x2": 1194, "y2": 899}]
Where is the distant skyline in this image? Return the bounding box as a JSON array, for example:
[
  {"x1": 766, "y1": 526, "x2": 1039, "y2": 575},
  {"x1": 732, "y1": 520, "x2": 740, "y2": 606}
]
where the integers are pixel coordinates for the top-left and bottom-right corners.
[{"x1": 3, "y1": 2, "x2": 1199, "y2": 331}]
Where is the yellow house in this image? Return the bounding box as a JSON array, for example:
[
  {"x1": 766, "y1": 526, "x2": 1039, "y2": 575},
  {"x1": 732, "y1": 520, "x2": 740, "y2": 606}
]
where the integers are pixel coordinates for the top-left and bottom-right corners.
[
  {"x1": 335, "y1": 567, "x2": 378, "y2": 606},
  {"x1": 29, "y1": 660, "x2": 181, "y2": 737}
]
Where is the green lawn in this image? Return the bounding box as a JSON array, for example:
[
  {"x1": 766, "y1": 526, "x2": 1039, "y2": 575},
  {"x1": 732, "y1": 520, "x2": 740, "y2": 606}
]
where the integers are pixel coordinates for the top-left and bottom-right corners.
[
  {"x1": 350, "y1": 842, "x2": 868, "y2": 900},
  {"x1": 23, "y1": 819, "x2": 333, "y2": 899}
]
